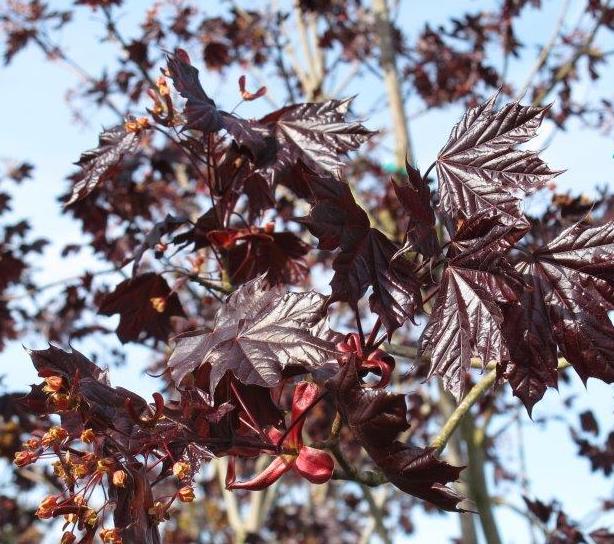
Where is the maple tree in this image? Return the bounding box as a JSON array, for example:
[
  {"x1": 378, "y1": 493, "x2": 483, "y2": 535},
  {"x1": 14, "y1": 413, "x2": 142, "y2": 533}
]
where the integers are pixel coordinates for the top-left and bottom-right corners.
[{"x1": 2, "y1": 1, "x2": 614, "y2": 543}]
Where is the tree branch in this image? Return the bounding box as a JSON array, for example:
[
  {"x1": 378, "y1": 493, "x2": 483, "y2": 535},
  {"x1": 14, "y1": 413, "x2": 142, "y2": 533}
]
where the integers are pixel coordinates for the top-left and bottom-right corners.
[
  {"x1": 432, "y1": 359, "x2": 571, "y2": 454},
  {"x1": 371, "y1": 0, "x2": 413, "y2": 167},
  {"x1": 431, "y1": 368, "x2": 498, "y2": 454},
  {"x1": 460, "y1": 413, "x2": 503, "y2": 544}
]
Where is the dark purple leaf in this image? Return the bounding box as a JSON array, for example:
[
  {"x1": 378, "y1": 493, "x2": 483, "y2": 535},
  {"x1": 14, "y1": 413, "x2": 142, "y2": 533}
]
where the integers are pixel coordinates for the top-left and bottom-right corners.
[
  {"x1": 327, "y1": 358, "x2": 465, "y2": 511},
  {"x1": 579, "y1": 410, "x2": 600, "y2": 435},
  {"x1": 392, "y1": 162, "x2": 439, "y2": 257},
  {"x1": 132, "y1": 214, "x2": 188, "y2": 276},
  {"x1": 166, "y1": 51, "x2": 223, "y2": 133},
  {"x1": 257, "y1": 98, "x2": 373, "y2": 186},
  {"x1": 505, "y1": 222, "x2": 614, "y2": 410},
  {"x1": 167, "y1": 276, "x2": 342, "y2": 394},
  {"x1": 522, "y1": 496, "x2": 553, "y2": 524},
  {"x1": 420, "y1": 213, "x2": 524, "y2": 400},
  {"x1": 297, "y1": 165, "x2": 370, "y2": 251},
  {"x1": 99, "y1": 273, "x2": 186, "y2": 343},
  {"x1": 590, "y1": 528, "x2": 614, "y2": 544},
  {"x1": 329, "y1": 228, "x2": 421, "y2": 335},
  {"x1": 110, "y1": 462, "x2": 161, "y2": 544},
  {"x1": 299, "y1": 167, "x2": 420, "y2": 334},
  {"x1": 65, "y1": 124, "x2": 143, "y2": 206},
  {"x1": 436, "y1": 94, "x2": 560, "y2": 226}
]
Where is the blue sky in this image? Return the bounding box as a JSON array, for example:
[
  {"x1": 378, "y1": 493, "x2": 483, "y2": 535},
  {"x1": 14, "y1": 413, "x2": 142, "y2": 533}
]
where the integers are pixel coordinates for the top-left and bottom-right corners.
[{"x1": 1, "y1": 1, "x2": 613, "y2": 542}]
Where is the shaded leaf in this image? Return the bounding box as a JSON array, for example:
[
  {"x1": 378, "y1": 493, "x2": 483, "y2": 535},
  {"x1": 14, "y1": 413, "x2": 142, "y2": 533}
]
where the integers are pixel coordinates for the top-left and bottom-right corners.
[
  {"x1": 579, "y1": 410, "x2": 599, "y2": 436},
  {"x1": 522, "y1": 496, "x2": 553, "y2": 524},
  {"x1": 330, "y1": 228, "x2": 421, "y2": 335},
  {"x1": 27, "y1": 344, "x2": 107, "y2": 383},
  {"x1": 99, "y1": 273, "x2": 185, "y2": 343},
  {"x1": 392, "y1": 162, "x2": 439, "y2": 257},
  {"x1": 327, "y1": 358, "x2": 465, "y2": 511},
  {"x1": 221, "y1": 230, "x2": 310, "y2": 285},
  {"x1": 65, "y1": 124, "x2": 143, "y2": 206},
  {"x1": 166, "y1": 50, "x2": 223, "y2": 133},
  {"x1": 132, "y1": 214, "x2": 188, "y2": 276},
  {"x1": 297, "y1": 165, "x2": 369, "y2": 251},
  {"x1": 110, "y1": 462, "x2": 160, "y2": 544},
  {"x1": 299, "y1": 167, "x2": 420, "y2": 334}
]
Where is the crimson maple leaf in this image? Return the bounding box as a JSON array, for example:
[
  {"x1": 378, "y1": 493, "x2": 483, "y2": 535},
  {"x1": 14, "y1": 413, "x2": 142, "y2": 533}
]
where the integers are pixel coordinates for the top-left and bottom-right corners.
[
  {"x1": 65, "y1": 122, "x2": 146, "y2": 206},
  {"x1": 167, "y1": 276, "x2": 342, "y2": 394},
  {"x1": 327, "y1": 358, "x2": 466, "y2": 511},
  {"x1": 436, "y1": 94, "x2": 560, "y2": 227},
  {"x1": 502, "y1": 221, "x2": 614, "y2": 412},
  {"x1": 98, "y1": 273, "x2": 185, "y2": 343}
]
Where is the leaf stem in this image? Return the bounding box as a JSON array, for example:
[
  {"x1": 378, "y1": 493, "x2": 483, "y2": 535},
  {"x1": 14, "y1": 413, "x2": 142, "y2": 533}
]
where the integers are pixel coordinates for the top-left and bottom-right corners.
[
  {"x1": 365, "y1": 318, "x2": 382, "y2": 349},
  {"x1": 422, "y1": 161, "x2": 436, "y2": 182}
]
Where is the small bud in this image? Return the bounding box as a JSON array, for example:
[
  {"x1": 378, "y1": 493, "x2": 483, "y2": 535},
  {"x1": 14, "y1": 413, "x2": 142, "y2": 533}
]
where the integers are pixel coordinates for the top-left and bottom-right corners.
[
  {"x1": 177, "y1": 486, "x2": 195, "y2": 503},
  {"x1": 43, "y1": 375, "x2": 63, "y2": 393},
  {"x1": 83, "y1": 508, "x2": 98, "y2": 527},
  {"x1": 14, "y1": 449, "x2": 38, "y2": 467},
  {"x1": 36, "y1": 495, "x2": 59, "y2": 519},
  {"x1": 64, "y1": 513, "x2": 78, "y2": 524},
  {"x1": 73, "y1": 495, "x2": 86, "y2": 507},
  {"x1": 41, "y1": 426, "x2": 69, "y2": 446},
  {"x1": 80, "y1": 428, "x2": 96, "y2": 444},
  {"x1": 100, "y1": 528, "x2": 123, "y2": 544},
  {"x1": 96, "y1": 457, "x2": 115, "y2": 473},
  {"x1": 50, "y1": 393, "x2": 71, "y2": 411},
  {"x1": 124, "y1": 116, "x2": 150, "y2": 133},
  {"x1": 156, "y1": 76, "x2": 170, "y2": 97},
  {"x1": 61, "y1": 532, "x2": 77, "y2": 544},
  {"x1": 40, "y1": 495, "x2": 59, "y2": 510},
  {"x1": 150, "y1": 296, "x2": 167, "y2": 313},
  {"x1": 172, "y1": 461, "x2": 190, "y2": 480},
  {"x1": 148, "y1": 501, "x2": 169, "y2": 523},
  {"x1": 23, "y1": 438, "x2": 41, "y2": 450},
  {"x1": 154, "y1": 242, "x2": 167, "y2": 256},
  {"x1": 112, "y1": 470, "x2": 127, "y2": 487},
  {"x1": 53, "y1": 460, "x2": 69, "y2": 481},
  {"x1": 72, "y1": 462, "x2": 91, "y2": 479}
]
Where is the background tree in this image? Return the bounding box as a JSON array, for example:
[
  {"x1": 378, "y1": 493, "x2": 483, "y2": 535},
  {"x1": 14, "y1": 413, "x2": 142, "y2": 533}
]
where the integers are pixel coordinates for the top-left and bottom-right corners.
[{"x1": 1, "y1": 1, "x2": 614, "y2": 543}]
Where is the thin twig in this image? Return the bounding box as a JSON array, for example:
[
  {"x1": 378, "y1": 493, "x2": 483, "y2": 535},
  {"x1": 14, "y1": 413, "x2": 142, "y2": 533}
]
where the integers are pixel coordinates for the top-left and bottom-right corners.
[
  {"x1": 431, "y1": 359, "x2": 571, "y2": 454},
  {"x1": 532, "y1": 2, "x2": 610, "y2": 106},
  {"x1": 431, "y1": 368, "x2": 498, "y2": 454},
  {"x1": 515, "y1": 0, "x2": 571, "y2": 101}
]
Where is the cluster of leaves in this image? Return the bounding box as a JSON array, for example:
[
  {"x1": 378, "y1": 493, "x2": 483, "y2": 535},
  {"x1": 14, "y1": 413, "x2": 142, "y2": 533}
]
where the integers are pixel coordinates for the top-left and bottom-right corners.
[
  {"x1": 523, "y1": 496, "x2": 614, "y2": 544},
  {"x1": 7, "y1": 43, "x2": 614, "y2": 542},
  {"x1": 2, "y1": 1, "x2": 614, "y2": 542}
]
